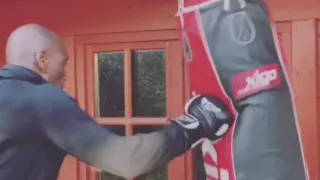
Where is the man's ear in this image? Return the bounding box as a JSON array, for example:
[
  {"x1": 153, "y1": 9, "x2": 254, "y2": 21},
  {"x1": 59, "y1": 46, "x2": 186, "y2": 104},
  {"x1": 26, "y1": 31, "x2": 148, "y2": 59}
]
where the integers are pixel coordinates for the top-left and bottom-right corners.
[{"x1": 35, "y1": 50, "x2": 48, "y2": 72}]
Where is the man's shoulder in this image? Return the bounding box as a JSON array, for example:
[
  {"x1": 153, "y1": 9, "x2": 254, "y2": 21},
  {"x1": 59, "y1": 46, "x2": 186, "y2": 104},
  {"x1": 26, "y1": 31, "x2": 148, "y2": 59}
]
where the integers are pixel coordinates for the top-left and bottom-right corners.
[
  {"x1": 28, "y1": 84, "x2": 82, "y2": 121},
  {"x1": 30, "y1": 84, "x2": 66, "y2": 97},
  {"x1": 28, "y1": 84, "x2": 76, "y2": 107}
]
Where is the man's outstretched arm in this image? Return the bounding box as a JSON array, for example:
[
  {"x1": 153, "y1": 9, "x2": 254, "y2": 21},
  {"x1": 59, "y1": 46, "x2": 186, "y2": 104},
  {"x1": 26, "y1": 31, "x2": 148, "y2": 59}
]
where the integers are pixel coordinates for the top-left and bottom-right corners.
[{"x1": 29, "y1": 84, "x2": 233, "y2": 179}]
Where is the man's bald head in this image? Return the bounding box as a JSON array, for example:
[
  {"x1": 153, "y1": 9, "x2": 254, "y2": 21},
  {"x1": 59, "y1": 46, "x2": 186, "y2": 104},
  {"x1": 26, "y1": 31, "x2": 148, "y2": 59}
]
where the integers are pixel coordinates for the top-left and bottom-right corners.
[
  {"x1": 6, "y1": 24, "x2": 62, "y2": 65},
  {"x1": 5, "y1": 24, "x2": 68, "y2": 88}
]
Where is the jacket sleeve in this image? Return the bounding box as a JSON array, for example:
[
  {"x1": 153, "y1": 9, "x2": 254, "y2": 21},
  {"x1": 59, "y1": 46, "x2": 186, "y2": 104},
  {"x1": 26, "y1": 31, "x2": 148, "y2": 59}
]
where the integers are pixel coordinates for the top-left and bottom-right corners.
[{"x1": 29, "y1": 85, "x2": 187, "y2": 179}]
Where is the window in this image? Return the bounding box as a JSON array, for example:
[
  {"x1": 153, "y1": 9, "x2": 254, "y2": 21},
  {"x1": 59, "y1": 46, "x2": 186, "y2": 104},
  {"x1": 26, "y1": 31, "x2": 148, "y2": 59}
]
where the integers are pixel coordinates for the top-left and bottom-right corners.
[
  {"x1": 90, "y1": 42, "x2": 171, "y2": 180},
  {"x1": 74, "y1": 30, "x2": 188, "y2": 180},
  {"x1": 97, "y1": 52, "x2": 125, "y2": 117},
  {"x1": 133, "y1": 50, "x2": 166, "y2": 117},
  {"x1": 81, "y1": 39, "x2": 186, "y2": 180},
  {"x1": 97, "y1": 49, "x2": 168, "y2": 179},
  {"x1": 97, "y1": 50, "x2": 167, "y2": 118}
]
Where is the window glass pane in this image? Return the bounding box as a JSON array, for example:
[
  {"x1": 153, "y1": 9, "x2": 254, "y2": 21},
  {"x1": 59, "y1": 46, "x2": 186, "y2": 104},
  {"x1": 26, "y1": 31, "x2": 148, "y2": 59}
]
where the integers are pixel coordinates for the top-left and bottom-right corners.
[
  {"x1": 133, "y1": 126, "x2": 168, "y2": 180},
  {"x1": 97, "y1": 52, "x2": 125, "y2": 117},
  {"x1": 104, "y1": 125, "x2": 125, "y2": 136},
  {"x1": 133, "y1": 125, "x2": 164, "y2": 134},
  {"x1": 133, "y1": 50, "x2": 166, "y2": 117},
  {"x1": 100, "y1": 172, "x2": 126, "y2": 180},
  {"x1": 100, "y1": 126, "x2": 125, "y2": 180}
]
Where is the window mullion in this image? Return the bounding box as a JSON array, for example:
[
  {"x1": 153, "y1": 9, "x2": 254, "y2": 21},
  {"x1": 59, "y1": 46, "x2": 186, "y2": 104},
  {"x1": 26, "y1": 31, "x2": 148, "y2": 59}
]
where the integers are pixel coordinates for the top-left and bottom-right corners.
[{"x1": 124, "y1": 48, "x2": 133, "y2": 118}]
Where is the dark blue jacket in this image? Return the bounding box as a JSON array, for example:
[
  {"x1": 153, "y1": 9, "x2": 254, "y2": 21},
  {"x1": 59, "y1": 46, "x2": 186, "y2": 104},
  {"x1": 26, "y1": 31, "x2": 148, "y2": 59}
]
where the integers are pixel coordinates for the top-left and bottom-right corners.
[{"x1": 0, "y1": 65, "x2": 186, "y2": 180}]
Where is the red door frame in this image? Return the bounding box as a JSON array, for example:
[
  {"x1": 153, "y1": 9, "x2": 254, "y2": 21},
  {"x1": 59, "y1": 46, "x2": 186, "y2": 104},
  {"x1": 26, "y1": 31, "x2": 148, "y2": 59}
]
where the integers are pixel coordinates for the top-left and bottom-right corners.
[{"x1": 68, "y1": 29, "x2": 193, "y2": 180}]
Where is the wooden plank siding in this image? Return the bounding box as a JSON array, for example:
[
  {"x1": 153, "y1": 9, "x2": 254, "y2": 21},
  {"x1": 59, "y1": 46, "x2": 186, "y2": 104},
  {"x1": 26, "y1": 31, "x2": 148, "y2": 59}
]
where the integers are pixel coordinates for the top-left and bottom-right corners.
[{"x1": 0, "y1": 0, "x2": 319, "y2": 179}]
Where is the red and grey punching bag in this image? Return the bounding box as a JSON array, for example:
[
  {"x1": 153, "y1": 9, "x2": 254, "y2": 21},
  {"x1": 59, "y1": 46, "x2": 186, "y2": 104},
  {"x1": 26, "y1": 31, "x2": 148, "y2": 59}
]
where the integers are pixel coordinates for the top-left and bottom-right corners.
[{"x1": 177, "y1": 0, "x2": 310, "y2": 179}]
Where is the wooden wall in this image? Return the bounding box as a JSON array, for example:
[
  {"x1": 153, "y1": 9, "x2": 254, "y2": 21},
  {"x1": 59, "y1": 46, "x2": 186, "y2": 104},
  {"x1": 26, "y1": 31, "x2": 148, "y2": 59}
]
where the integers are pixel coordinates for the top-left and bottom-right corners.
[
  {"x1": 0, "y1": 0, "x2": 319, "y2": 179},
  {"x1": 0, "y1": 0, "x2": 181, "y2": 180},
  {"x1": 276, "y1": 19, "x2": 319, "y2": 180},
  {"x1": 0, "y1": 0, "x2": 178, "y2": 64}
]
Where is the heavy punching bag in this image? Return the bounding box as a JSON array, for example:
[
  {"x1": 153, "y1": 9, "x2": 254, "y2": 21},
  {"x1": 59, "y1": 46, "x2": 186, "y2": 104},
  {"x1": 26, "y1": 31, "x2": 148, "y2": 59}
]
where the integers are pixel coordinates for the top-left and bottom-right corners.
[{"x1": 177, "y1": 0, "x2": 310, "y2": 179}]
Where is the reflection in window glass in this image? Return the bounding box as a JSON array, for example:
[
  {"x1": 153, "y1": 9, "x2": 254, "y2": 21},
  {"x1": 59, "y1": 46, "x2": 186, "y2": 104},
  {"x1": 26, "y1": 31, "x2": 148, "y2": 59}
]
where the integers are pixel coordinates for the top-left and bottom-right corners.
[
  {"x1": 134, "y1": 126, "x2": 168, "y2": 180},
  {"x1": 97, "y1": 52, "x2": 125, "y2": 117},
  {"x1": 133, "y1": 50, "x2": 166, "y2": 117}
]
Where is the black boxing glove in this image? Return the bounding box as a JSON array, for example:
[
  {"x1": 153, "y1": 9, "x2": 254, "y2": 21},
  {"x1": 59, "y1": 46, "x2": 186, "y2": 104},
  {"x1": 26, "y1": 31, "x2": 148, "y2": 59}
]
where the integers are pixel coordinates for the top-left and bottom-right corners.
[{"x1": 168, "y1": 95, "x2": 234, "y2": 156}]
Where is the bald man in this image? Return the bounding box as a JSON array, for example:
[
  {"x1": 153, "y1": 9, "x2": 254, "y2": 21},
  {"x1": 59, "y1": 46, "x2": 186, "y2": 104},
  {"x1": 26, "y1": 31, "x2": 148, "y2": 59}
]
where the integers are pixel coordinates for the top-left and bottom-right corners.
[{"x1": 0, "y1": 24, "x2": 234, "y2": 180}]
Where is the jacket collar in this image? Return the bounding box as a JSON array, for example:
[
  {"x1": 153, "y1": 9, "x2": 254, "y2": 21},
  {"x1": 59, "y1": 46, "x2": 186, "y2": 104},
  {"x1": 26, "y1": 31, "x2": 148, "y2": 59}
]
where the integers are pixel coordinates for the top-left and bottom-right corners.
[{"x1": 0, "y1": 65, "x2": 47, "y2": 84}]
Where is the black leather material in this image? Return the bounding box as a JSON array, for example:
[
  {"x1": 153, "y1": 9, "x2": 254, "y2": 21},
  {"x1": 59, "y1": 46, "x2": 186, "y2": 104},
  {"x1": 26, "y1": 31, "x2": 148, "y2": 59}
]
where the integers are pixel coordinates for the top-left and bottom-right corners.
[{"x1": 173, "y1": 95, "x2": 234, "y2": 146}]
